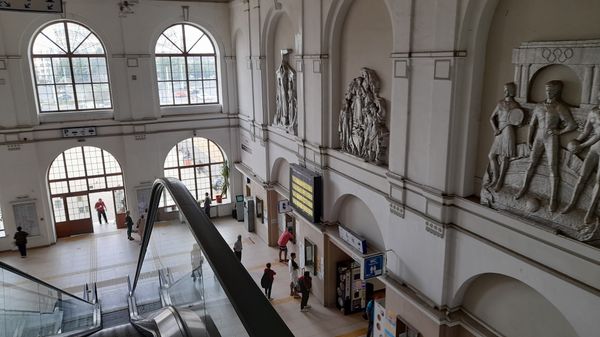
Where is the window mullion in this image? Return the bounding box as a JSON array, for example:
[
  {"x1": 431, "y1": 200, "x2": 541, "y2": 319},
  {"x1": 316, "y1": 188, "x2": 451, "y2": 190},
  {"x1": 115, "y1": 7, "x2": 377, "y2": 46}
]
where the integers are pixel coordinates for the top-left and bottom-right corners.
[
  {"x1": 88, "y1": 57, "x2": 97, "y2": 109},
  {"x1": 185, "y1": 56, "x2": 191, "y2": 105},
  {"x1": 170, "y1": 56, "x2": 175, "y2": 104},
  {"x1": 69, "y1": 57, "x2": 79, "y2": 110},
  {"x1": 50, "y1": 57, "x2": 60, "y2": 111}
]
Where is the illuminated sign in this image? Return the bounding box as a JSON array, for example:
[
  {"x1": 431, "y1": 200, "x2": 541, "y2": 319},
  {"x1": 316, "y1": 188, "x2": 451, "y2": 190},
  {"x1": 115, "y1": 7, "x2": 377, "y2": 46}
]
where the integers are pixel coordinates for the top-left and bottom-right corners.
[
  {"x1": 289, "y1": 164, "x2": 322, "y2": 223},
  {"x1": 0, "y1": 0, "x2": 63, "y2": 13}
]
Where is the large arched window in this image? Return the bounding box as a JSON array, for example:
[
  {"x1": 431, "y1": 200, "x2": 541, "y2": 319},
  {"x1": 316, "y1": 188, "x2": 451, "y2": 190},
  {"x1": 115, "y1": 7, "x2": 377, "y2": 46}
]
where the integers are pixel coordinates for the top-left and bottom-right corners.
[
  {"x1": 31, "y1": 21, "x2": 112, "y2": 112},
  {"x1": 155, "y1": 24, "x2": 218, "y2": 106},
  {"x1": 163, "y1": 137, "x2": 227, "y2": 205}
]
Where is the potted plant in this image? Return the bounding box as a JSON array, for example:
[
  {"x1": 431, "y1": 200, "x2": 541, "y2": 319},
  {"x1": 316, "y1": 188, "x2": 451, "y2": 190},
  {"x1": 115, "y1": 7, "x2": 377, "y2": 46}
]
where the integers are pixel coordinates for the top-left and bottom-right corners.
[{"x1": 213, "y1": 160, "x2": 230, "y2": 203}]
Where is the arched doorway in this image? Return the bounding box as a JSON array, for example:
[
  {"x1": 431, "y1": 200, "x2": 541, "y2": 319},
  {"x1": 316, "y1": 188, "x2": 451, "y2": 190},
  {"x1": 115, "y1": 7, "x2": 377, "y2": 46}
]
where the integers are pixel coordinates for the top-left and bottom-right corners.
[{"x1": 48, "y1": 146, "x2": 126, "y2": 237}]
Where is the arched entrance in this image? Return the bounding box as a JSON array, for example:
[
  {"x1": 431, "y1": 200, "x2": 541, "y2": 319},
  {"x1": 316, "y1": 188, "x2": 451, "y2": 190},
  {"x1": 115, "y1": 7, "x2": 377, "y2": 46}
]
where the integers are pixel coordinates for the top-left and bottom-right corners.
[{"x1": 48, "y1": 146, "x2": 126, "y2": 237}]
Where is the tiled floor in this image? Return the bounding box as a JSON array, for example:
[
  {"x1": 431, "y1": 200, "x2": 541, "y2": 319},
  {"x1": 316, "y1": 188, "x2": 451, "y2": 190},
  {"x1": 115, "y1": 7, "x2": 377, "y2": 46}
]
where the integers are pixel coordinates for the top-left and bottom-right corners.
[{"x1": 0, "y1": 217, "x2": 368, "y2": 337}]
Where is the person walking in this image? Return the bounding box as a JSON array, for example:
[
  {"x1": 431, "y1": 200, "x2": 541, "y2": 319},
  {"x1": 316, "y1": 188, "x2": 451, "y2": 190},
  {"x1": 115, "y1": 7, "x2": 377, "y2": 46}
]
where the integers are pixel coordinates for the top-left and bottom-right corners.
[
  {"x1": 13, "y1": 226, "x2": 29, "y2": 258},
  {"x1": 233, "y1": 234, "x2": 243, "y2": 261},
  {"x1": 125, "y1": 210, "x2": 134, "y2": 241},
  {"x1": 366, "y1": 297, "x2": 375, "y2": 337},
  {"x1": 136, "y1": 208, "x2": 147, "y2": 245},
  {"x1": 288, "y1": 252, "x2": 300, "y2": 297},
  {"x1": 298, "y1": 270, "x2": 312, "y2": 312},
  {"x1": 203, "y1": 192, "x2": 211, "y2": 218},
  {"x1": 277, "y1": 227, "x2": 294, "y2": 262},
  {"x1": 260, "y1": 263, "x2": 276, "y2": 300},
  {"x1": 95, "y1": 198, "x2": 108, "y2": 224}
]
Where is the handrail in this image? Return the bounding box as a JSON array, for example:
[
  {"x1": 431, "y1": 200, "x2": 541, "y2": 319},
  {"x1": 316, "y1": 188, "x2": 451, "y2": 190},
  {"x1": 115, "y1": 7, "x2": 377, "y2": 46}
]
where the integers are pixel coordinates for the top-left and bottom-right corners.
[
  {"x1": 0, "y1": 261, "x2": 94, "y2": 305},
  {"x1": 131, "y1": 178, "x2": 295, "y2": 337}
]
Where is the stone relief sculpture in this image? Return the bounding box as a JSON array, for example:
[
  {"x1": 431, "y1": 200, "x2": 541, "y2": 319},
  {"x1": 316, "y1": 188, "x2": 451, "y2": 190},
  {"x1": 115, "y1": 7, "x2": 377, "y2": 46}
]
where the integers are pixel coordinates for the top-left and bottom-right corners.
[
  {"x1": 562, "y1": 96, "x2": 600, "y2": 223},
  {"x1": 273, "y1": 49, "x2": 297, "y2": 134},
  {"x1": 487, "y1": 82, "x2": 523, "y2": 191},
  {"x1": 514, "y1": 80, "x2": 577, "y2": 211},
  {"x1": 338, "y1": 68, "x2": 389, "y2": 164},
  {"x1": 480, "y1": 39, "x2": 600, "y2": 243}
]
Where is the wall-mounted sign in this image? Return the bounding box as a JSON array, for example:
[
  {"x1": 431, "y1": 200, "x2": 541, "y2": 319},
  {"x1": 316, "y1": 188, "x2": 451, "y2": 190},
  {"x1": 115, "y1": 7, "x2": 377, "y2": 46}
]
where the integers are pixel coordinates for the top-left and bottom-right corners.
[
  {"x1": 62, "y1": 127, "x2": 97, "y2": 138},
  {"x1": 0, "y1": 0, "x2": 63, "y2": 13},
  {"x1": 277, "y1": 199, "x2": 290, "y2": 213},
  {"x1": 289, "y1": 164, "x2": 322, "y2": 223},
  {"x1": 362, "y1": 253, "x2": 385, "y2": 280},
  {"x1": 339, "y1": 225, "x2": 367, "y2": 254}
]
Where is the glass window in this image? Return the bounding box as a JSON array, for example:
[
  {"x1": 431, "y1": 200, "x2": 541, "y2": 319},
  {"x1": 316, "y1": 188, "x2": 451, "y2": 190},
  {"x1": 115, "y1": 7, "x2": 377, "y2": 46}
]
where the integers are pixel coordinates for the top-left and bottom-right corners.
[
  {"x1": 0, "y1": 206, "x2": 5, "y2": 237},
  {"x1": 155, "y1": 24, "x2": 219, "y2": 106},
  {"x1": 163, "y1": 137, "x2": 227, "y2": 203},
  {"x1": 31, "y1": 21, "x2": 112, "y2": 112}
]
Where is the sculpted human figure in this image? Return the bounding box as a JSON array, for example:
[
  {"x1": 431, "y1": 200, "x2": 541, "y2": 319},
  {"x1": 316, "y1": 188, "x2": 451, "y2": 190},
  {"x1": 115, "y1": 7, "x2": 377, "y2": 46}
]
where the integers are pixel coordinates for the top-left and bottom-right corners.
[
  {"x1": 487, "y1": 82, "x2": 522, "y2": 191},
  {"x1": 562, "y1": 92, "x2": 600, "y2": 223},
  {"x1": 515, "y1": 80, "x2": 577, "y2": 211},
  {"x1": 274, "y1": 50, "x2": 296, "y2": 131}
]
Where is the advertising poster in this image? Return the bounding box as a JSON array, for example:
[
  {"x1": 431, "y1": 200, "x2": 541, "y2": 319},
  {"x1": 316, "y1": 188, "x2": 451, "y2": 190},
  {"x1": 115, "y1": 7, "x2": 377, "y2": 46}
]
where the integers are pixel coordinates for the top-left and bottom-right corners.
[{"x1": 373, "y1": 299, "x2": 396, "y2": 337}]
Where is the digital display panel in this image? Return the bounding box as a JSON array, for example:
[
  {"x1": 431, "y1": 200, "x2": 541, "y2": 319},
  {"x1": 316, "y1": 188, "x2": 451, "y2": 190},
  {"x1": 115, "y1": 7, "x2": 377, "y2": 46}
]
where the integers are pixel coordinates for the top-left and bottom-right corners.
[{"x1": 289, "y1": 164, "x2": 322, "y2": 223}]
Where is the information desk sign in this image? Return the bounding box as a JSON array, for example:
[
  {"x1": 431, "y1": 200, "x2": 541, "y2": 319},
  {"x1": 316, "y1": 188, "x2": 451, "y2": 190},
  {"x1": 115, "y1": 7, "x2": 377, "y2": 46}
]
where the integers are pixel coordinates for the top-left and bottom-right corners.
[
  {"x1": 289, "y1": 164, "x2": 322, "y2": 223},
  {"x1": 362, "y1": 253, "x2": 385, "y2": 280}
]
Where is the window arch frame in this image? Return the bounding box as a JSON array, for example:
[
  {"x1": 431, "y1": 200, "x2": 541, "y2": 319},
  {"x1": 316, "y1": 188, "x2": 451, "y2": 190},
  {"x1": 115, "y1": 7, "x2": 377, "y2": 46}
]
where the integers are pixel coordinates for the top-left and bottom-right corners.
[
  {"x1": 163, "y1": 137, "x2": 228, "y2": 206},
  {"x1": 154, "y1": 23, "x2": 220, "y2": 107},
  {"x1": 30, "y1": 20, "x2": 113, "y2": 113}
]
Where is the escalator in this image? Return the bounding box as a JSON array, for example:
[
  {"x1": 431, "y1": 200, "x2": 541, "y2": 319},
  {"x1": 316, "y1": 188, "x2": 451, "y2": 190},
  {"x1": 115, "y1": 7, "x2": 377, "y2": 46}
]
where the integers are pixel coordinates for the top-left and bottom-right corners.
[{"x1": 0, "y1": 178, "x2": 295, "y2": 337}]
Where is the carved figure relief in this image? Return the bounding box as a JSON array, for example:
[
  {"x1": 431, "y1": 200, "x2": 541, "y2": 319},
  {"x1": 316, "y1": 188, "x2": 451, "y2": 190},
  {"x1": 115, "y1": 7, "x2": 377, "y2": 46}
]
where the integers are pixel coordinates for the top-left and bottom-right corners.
[
  {"x1": 338, "y1": 68, "x2": 389, "y2": 164},
  {"x1": 481, "y1": 40, "x2": 600, "y2": 243},
  {"x1": 273, "y1": 49, "x2": 297, "y2": 134}
]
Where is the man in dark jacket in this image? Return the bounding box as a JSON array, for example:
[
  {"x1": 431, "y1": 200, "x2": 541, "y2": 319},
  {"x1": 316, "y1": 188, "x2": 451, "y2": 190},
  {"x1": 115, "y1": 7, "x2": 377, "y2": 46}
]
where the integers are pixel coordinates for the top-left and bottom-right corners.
[
  {"x1": 14, "y1": 226, "x2": 29, "y2": 258},
  {"x1": 299, "y1": 271, "x2": 312, "y2": 312},
  {"x1": 125, "y1": 210, "x2": 134, "y2": 241}
]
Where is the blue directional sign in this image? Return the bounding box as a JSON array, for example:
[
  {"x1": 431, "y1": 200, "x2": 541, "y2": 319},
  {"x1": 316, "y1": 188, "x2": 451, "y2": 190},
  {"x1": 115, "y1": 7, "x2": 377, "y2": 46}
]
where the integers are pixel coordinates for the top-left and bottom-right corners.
[{"x1": 363, "y1": 253, "x2": 385, "y2": 280}]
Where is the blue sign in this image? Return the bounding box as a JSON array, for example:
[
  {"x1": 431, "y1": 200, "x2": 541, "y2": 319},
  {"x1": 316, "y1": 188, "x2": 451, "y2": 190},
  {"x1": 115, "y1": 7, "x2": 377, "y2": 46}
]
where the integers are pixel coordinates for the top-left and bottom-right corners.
[{"x1": 363, "y1": 254, "x2": 384, "y2": 279}]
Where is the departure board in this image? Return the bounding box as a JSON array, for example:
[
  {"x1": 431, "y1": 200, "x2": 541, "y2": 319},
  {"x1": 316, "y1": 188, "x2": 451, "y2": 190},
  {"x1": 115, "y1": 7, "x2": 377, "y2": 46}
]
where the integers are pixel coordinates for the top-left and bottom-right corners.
[{"x1": 290, "y1": 164, "x2": 322, "y2": 223}]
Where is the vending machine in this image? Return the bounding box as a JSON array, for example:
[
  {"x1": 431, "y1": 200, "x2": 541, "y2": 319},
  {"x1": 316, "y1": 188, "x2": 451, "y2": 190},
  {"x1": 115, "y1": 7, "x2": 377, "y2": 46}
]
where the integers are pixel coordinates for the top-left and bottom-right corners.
[
  {"x1": 244, "y1": 197, "x2": 255, "y2": 232},
  {"x1": 235, "y1": 195, "x2": 245, "y2": 221},
  {"x1": 336, "y1": 260, "x2": 366, "y2": 314}
]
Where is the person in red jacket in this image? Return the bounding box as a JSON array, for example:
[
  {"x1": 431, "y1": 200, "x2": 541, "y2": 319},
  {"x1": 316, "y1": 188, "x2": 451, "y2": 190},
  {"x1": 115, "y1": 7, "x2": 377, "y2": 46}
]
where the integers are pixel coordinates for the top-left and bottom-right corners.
[
  {"x1": 95, "y1": 198, "x2": 108, "y2": 224},
  {"x1": 277, "y1": 227, "x2": 294, "y2": 262},
  {"x1": 260, "y1": 263, "x2": 276, "y2": 300}
]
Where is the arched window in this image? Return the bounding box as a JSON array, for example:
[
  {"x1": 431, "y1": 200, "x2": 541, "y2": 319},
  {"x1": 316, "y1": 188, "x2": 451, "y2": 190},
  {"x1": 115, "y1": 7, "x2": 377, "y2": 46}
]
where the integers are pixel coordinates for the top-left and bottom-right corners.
[
  {"x1": 31, "y1": 21, "x2": 112, "y2": 112},
  {"x1": 163, "y1": 137, "x2": 227, "y2": 205},
  {"x1": 155, "y1": 24, "x2": 218, "y2": 106}
]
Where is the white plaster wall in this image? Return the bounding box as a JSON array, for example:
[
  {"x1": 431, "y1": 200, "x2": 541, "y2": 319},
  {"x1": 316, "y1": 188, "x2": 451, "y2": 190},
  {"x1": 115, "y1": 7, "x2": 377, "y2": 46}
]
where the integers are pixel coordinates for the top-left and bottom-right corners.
[{"x1": 462, "y1": 273, "x2": 578, "y2": 337}]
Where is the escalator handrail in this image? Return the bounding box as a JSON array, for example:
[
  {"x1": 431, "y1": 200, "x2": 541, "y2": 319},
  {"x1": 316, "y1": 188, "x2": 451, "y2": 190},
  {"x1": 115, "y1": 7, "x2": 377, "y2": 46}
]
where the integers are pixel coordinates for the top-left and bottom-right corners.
[
  {"x1": 131, "y1": 178, "x2": 295, "y2": 337},
  {"x1": 0, "y1": 261, "x2": 95, "y2": 305}
]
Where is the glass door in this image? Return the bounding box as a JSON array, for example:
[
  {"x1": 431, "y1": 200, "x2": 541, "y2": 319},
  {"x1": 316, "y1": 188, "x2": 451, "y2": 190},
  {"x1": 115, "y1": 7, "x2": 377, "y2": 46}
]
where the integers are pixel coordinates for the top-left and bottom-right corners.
[{"x1": 113, "y1": 189, "x2": 127, "y2": 228}]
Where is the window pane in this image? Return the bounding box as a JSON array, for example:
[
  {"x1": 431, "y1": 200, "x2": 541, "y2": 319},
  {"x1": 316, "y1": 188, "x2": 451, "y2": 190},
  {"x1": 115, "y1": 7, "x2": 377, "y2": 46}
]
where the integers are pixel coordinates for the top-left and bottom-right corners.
[
  {"x1": 178, "y1": 139, "x2": 193, "y2": 166},
  {"x1": 50, "y1": 181, "x2": 69, "y2": 195},
  {"x1": 56, "y1": 85, "x2": 76, "y2": 110},
  {"x1": 158, "y1": 82, "x2": 174, "y2": 105},
  {"x1": 66, "y1": 195, "x2": 90, "y2": 221},
  {"x1": 103, "y1": 152, "x2": 121, "y2": 174},
  {"x1": 72, "y1": 58, "x2": 91, "y2": 83},
  {"x1": 189, "y1": 81, "x2": 203, "y2": 104},
  {"x1": 184, "y1": 25, "x2": 204, "y2": 52},
  {"x1": 83, "y1": 146, "x2": 104, "y2": 175},
  {"x1": 162, "y1": 25, "x2": 184, "y2": 52},
  {"x1": 73, "y1": 34, "x2": 104, "y2": 54},
  {"x1": 88, "y1": 177, "x2": 106, "y2": 190},
  {"x1": 69, "y1": 178, "x2": 88, "y2": 192},
  {"x1": 52, "y1": 57, "x2": 72, "y2": 84},
  {"x1": 180, "y1": 168, "x2": 197, "y2": 199},
  {"x1": 164, "y1": 148, "x2": 178, "y2": 168},
  {"x1": 203, "y1": 80, "x2": 218, "y2": 103},
  {"x1": 38, "y1": 85, "x2": 58, "y2": 112},
  {"x1": 92, "y1": 83, "x2": 111, "y2": 109},
  {"x1": 52, "y1": 198, "x2": 67, "y2": 223},
  {"x1": 189, "y1": 35, "x2": 214, "y2": 54},
  {"x1": 196, "y1": 169, "x2": 210, "y2": 200},
  {"x1": 171, "y1": 57, "x2": 186, "y2": 81},
  {"x1": 89, "y1": 58, "x2": 109, "y2": 83},
  {"x1": 32, "y1": 33, "x2": 66, "y2": 54},
  {"x1": 75, "y1": 84, "x2": 95, "y2": 109},
  {"x1": 40, "y1": 22, "x2": 68, "y2": 52},
  {"x1": 106, "y1": 175, "x2": 123, "y2": 188},
  {"x1": 173, "y1": 81, "x2": 188, "y2": 105},
  {"x1": 64, "y1": 147, "x2": 85, "y2": 178},
  {"x1": 66, "y1": 22, "x2": 91, "y2": 53},
  {"x1": 187, "y1": 56, "x2": 201, "y2": 80},
  {"x1": 156, "y1": 57, "x2": 172, "y2": 81},
  {"x1": 48, "y1": 154, "x2": 66, "y2": 180},
  {"x1": 201, "y1": 57, "x2": 216, "y2": 79},
  {"x1": 164, "y1": 168, "x2": 179, "y2": 179},
  {"x1": 34, "y1": 58, "x2": 55, "y2": 84},
  {"x1": 155, "y1": 34, "x2": 182, "y2": 54},
  {"x1": 0, "y1": 207, "x2": 3, "y2": 237},
  {"x1": 211, "y1": 164, "x2": 224, "y2": 198},
  {"x1": 209, "y1": 141, "x2": 224, "y2": 162},
  {"x1": 193, "y1": 138, "x2": 209, "y2": 165}
]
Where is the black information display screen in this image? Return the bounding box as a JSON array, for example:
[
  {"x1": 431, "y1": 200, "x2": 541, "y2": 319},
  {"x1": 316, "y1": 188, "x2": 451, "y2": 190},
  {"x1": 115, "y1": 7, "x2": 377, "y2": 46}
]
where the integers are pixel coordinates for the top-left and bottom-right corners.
[{"x1": 289, "y1": 164, "x2": 322, "y2": 223}]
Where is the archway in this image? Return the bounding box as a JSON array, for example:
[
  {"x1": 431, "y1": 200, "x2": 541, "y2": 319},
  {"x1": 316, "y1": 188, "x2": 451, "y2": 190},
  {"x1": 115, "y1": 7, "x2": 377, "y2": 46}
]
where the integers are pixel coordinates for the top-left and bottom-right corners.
[{"x1": 48, "y1": 146, "x2": 126, "y2": 238}]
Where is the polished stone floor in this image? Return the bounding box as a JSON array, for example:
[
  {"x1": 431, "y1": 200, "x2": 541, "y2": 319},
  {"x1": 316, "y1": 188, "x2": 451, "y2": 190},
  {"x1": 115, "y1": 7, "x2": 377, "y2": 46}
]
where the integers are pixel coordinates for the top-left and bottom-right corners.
[{"x1": 0, "y1": 217, "x2": 367, "y2": 337}]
